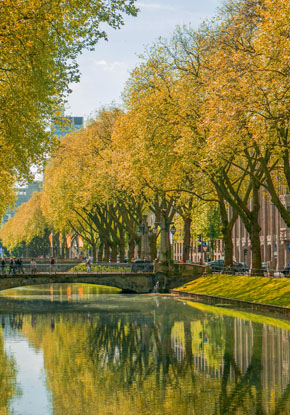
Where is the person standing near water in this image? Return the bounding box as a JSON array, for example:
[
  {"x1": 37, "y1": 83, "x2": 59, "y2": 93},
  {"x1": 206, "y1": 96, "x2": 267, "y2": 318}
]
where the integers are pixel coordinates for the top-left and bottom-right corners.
[
  {"x1": 18, "y1": 258, "x2": 24, "y2": 274},
  {"x1": 30, "y1": 259, "x2": 37, "y2": 274},
  {"x1": 86, "y1": 257, "x2": 91, "y2": 273},
  {"x1": 9, "y1": 258, "x2": 15, "y2": 275},
  {"x1": 1, "y1": 258, "x2": 5, "y2": 275},
  {"x1": 50, "y1": 257, "x2": 55, "y2": 273}
]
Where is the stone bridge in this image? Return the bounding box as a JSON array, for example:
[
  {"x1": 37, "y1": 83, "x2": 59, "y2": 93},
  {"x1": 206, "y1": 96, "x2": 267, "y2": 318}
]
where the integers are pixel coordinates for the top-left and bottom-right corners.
[{"x1": 0, "y1": 267, "x2": 206, "y2": 293}]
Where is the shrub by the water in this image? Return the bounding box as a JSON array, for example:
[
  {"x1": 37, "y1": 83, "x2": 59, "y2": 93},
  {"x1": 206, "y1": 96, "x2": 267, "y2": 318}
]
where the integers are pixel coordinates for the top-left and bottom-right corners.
[{"x1": 69, "y1": 264, "x2": 131, "y2": 273}]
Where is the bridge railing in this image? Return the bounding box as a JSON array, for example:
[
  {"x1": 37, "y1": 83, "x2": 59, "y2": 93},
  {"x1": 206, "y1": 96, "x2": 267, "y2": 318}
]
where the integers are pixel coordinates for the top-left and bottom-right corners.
[
  {"x1": 211, "y1": 267, "x2": 290, "y2": 278},
  {"x1": 0, "y1": 262, "x2": 134, "y2": 275}
]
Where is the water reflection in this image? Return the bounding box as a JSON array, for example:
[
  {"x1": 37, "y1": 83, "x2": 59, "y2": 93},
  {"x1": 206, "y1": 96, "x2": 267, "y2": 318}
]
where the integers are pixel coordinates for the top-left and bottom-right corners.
[
  {"x1": 0, "y1": 283, "x2": 121, "y2": 303},
  {"x1": 0, "y1": 287, "x2": 290, "y2": 414},
  {"x1": 0, "y1": 324, "x2": 18, "y2": 414}
]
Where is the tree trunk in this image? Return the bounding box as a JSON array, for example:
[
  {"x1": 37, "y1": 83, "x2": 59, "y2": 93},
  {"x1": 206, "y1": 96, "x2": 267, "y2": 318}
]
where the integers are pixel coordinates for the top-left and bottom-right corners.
[
  {"x1": 217, "y1": 190, "x2": 238, "y2": 268},
  {"x1": 249, "y1": 222, "x2": 262, "y2": 275},
  {"x1": 128, "y1": 236, "x2": 135, "y2": 261},
  {"x1": 167, "y1": 230, "x2": 172, "y2": 261},
  {"x1": 223, "y1": 226, "x2": 234, "y2": 268},
  {"x1": 61, "y1": 237, "x2": 64, "y2": 258},
  {"x1": 92, "y1": 243, "x2": 97, "y2": 263},
  {"x1": 183, "y1": 217, "x2": 191, "y2": 263},
  {"x1": 104, "y1": 243, "x2": 110, "y2": 262},
  {"x1": 97, "y1": 242, "x2": 104, "y2": 262},
  {"x1": 111, "y1": 244, "x2": 117, "y2": 263},
  {"x1": 249, "y1": 184, "x2": 262, "y2": 275},
  {"x1": 119, "y1": 236, "x2": 125, "y2": 263}
]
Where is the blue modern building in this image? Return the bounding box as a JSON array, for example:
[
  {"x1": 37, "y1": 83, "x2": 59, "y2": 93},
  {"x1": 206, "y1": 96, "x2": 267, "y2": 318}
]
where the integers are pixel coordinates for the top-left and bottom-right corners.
[
  {"x1": 1, "y1": 181, "x2": 42, "y2": 227},
  {"x1": 1, "y1": 114, "x2": 84, "y2": 229},
  {"x1": 52, "y1": 116, "x2": 84, "y2": 138}
]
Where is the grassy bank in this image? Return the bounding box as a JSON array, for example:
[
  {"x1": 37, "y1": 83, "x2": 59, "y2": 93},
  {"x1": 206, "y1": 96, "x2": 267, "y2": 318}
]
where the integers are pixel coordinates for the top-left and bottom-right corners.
[{"x1": 177, "y1": 274, "x2": 290, "y2": 307}]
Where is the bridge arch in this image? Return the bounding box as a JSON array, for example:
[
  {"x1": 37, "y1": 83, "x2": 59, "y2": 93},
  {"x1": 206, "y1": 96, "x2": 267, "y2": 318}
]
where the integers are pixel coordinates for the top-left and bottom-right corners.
[{"x1": 0, "y1": 273, "x2": 156, "y2": 294}]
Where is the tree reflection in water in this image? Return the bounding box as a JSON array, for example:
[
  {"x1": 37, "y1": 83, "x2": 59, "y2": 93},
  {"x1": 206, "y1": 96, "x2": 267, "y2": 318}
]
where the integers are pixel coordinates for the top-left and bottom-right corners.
[
  {"x1": 0, "y1": 318, "x2": 18, "y2": 414},
  {"x1": 7, "y1": 297, "x2": 290, "y2": 415}
]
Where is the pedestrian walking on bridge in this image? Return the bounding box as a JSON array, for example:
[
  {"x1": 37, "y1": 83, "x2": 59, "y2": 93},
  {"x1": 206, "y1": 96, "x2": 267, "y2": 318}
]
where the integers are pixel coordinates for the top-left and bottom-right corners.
[
  {"x1": 86, "y1": 257, "x2": 91, "y2": 273},
  {"x1": 1, "y1": 258, "x2": 5, "y2": 275},
  {"x1": 9, "y1": 258, "x2": 16, "y2": 275},
  {"x1": 16, "y1": 258, "x2": 24, "y2": 274},
  {"x1": 50, "y1": 257, "x2": 55, "y2": 273},
  {"x1": 30, "y1": 259, "x2": 37, "y2": 274}
]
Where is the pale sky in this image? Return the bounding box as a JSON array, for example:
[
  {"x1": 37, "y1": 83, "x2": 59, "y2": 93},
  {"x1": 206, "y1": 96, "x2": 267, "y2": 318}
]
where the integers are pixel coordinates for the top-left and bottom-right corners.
[{"x1": 66, "y1": 0, "x2": 222, "y2": 120}]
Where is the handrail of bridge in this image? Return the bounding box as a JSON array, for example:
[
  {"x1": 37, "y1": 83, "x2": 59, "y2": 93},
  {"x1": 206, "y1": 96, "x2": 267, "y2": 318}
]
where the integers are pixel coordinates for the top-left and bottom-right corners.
[
  {"x1": 212, "y1": 267, "x2": 290, "y2": 278},
  {"x1": 1, "y1": 263, "x2": 289, "y2": 277},
  {"x1": 0, "y1": 262, "x2": 135, "y2": 276}
]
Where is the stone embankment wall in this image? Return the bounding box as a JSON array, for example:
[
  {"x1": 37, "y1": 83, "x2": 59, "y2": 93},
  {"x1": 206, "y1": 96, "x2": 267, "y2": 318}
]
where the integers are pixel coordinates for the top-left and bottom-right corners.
[
  {"x1": 171, "y1": 290, "x2": 290, "y2": 317},
  {"x1": 154, "y1": 262, "x2": 209, "y2": 292}
]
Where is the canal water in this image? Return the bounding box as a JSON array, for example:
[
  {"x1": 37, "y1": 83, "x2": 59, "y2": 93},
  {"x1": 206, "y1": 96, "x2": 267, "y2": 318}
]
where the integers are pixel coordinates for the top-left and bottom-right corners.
[{"x1": 0, "y1": 284, "x2": 290, "y2": 414}]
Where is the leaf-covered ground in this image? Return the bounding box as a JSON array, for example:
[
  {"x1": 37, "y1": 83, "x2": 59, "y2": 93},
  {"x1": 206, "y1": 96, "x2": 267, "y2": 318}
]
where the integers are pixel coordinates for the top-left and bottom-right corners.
[{"x1": 178, "y1": 275, "x2": 290, "y2": 307}]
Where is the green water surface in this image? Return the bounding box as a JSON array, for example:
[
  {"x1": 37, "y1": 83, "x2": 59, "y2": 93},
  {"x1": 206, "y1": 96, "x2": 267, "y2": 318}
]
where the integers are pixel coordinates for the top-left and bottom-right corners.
[{"x1": 0, "y1": 284, "x2": 289, "y2": 415}]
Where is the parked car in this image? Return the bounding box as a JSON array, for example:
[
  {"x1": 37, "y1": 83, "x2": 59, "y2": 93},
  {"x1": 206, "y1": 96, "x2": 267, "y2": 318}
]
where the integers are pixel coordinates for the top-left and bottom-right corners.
[
  {"x1": 131, "y1": 259, "x2": 153, "y2": 273},
  {"x1": 234, "y1": 262, "x2": 249, "y2": 274},
  {"x1": 208, "y1": 259, "x2": 224, "y2": 272},
  {"x1": 208, "y1": 260, "x2": 249, "y2": 274},
  {"x1": 261, "y1": 262, "x2": 269, "y2": 276},
  {"x1": 282, "y1": 263, "x2": 290, "y2": 277}
]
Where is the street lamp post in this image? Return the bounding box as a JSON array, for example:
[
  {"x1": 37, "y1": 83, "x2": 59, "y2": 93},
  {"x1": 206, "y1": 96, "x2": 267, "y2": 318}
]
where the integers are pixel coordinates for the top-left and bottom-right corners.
[
  {"x1": 209, "y1": 224, "x2": 215, "y2": 261},
  {"x1": 170, "y1": 224, "x2": 176, "y2": 260},
  {"x1": 285, "y1": 190, "x2": 290, "y2": 223},
  {"x1": 160, "y1": 209, "x2": 169, "y2": 262}
]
